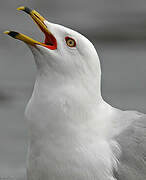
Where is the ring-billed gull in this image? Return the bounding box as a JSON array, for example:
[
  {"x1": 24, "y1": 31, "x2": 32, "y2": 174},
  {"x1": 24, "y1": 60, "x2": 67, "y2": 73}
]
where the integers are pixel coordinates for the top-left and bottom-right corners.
[{"x1": 4, "y1": 7, "x2": 146, "y2": 180}]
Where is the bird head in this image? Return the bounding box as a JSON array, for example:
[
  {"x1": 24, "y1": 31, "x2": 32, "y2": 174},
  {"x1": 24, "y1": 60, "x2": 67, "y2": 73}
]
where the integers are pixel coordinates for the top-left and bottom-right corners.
[{"x1": 4, "y1": 7, "x2": 101, "y2": 98}]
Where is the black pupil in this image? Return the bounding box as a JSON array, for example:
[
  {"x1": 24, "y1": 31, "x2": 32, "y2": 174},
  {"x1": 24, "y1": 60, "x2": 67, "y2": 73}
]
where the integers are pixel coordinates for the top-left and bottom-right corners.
[
  {"x1": 66, "y1": 37, "x2": 75, "y2": 47},
  {"x1": 69, "y1": 40, "x2": 73, "y2": 44}
]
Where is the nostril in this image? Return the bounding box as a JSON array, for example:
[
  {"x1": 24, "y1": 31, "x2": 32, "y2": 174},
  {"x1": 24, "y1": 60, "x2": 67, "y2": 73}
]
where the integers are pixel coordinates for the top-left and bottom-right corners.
[
  {"x1": 33, "y1": 13, "x2": 48, "y2": 28},
  {"x1": 34, "y1": 13, "x2": 41, "y2": 20}
]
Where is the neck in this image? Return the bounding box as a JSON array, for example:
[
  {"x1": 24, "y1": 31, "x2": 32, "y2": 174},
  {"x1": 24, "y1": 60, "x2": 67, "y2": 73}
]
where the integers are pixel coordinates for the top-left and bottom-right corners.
[
  {"x1": 26, "y1": 70, "x2": 104, "y2": 137},
  {"x1": 35, "y1": 69, "x2": 103, "y2": 103}
]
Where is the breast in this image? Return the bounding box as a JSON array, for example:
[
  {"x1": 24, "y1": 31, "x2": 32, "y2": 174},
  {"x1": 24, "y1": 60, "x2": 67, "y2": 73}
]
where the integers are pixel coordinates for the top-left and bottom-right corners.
[
  {"x1": 27, "y1": 131, "x2": 117, "y2": 180},
  {"x1": 25, "y1": 82, "x2": 117, "y2": 180}
]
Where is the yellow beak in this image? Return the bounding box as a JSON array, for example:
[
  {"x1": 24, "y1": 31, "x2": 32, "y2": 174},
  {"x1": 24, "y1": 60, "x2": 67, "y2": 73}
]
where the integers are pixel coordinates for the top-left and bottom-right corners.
[
  {"x1": 4, "y1": 7, "x2": 57, "y2": 50},
  {"x1": 4, "y1": 31, "x2": 43, "y2": 46}
]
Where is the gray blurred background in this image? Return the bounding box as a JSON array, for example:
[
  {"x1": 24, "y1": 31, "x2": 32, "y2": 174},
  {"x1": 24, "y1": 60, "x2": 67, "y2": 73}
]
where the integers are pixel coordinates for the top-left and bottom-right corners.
[{"x1": 0, "y1": 0, "x2": 146, "y2": 179}]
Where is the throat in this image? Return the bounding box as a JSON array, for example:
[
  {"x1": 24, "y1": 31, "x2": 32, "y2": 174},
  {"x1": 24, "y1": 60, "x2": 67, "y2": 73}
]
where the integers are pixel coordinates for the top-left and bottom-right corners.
[
  {"x1": 26, "y1": 77, "x2": 101, "y2": 122},
  {"x1": 25, "y1": 70, "x2": 103, "y2": 127}
]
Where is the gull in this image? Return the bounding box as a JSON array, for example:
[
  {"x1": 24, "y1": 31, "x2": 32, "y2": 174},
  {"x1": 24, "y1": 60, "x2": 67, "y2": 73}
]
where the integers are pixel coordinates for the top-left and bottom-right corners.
[{"x1": 4, "y1": 6, "x2": 146, "y2": 180}]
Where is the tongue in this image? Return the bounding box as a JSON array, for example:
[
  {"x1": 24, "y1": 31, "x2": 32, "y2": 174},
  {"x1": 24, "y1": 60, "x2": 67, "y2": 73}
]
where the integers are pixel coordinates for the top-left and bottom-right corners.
[{"x1": 44, "y1": 33, "x2": 57, "y2": 49}]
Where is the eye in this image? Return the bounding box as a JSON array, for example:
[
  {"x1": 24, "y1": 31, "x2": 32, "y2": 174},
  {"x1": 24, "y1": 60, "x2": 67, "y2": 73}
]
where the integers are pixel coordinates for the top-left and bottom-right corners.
[{"x1": 65, "y1": 37, "x2": 76, "y2": 47}]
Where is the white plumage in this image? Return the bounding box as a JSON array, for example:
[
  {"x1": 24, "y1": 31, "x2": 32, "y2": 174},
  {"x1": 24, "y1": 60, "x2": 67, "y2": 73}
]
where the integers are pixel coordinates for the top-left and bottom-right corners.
[
  {"x1": 5, "y1": 7, "x2": 146, "y2": 178},
  {"x1": 23, "y1": 20, "x2": 146, "y2": 180}
]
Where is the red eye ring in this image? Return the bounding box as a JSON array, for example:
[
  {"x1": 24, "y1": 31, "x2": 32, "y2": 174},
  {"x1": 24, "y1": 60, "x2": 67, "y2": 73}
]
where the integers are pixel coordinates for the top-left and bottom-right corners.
[{"x1": 65, "y1": 36, "x2": 76, "y2": 47}]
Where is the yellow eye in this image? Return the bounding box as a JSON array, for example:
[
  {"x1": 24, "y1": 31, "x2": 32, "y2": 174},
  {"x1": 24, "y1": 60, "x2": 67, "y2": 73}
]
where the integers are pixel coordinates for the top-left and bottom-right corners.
[{"x1": 65, "y1": 37, "x2": 76, "y2": 47}]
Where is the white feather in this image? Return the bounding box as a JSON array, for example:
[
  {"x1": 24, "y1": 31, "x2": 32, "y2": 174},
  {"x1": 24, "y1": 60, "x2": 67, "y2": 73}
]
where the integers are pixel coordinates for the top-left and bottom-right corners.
[{"x1": 25, "y1": 21, "x2": 146, "y2": 180}]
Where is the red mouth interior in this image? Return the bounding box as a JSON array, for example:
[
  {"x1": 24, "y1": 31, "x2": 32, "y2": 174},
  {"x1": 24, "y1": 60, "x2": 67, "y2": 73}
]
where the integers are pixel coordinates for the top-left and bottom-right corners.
[
  {"x1": 31, "y1": 13, "x2": 57, "y2": 50},
  {"x1": 43, "y1": 33, "x2": 57, "y2": 50}
]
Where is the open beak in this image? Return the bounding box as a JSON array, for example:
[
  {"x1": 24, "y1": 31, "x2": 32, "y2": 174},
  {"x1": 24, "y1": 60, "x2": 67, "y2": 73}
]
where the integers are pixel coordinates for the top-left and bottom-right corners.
[{"x1": 4, "y1": 7, "x2": 57, "y2": 50}]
